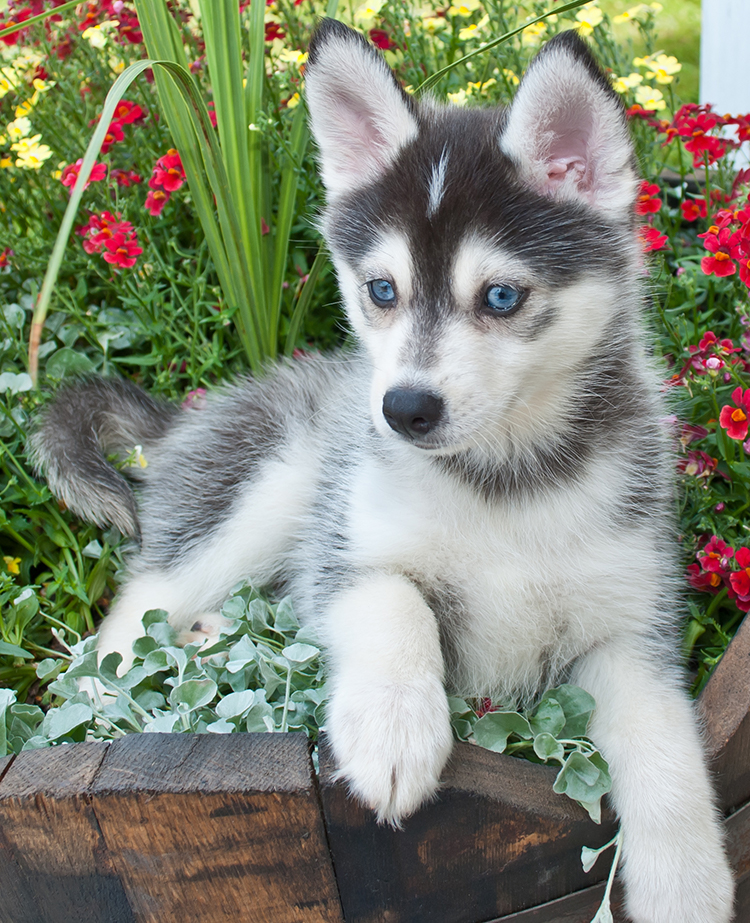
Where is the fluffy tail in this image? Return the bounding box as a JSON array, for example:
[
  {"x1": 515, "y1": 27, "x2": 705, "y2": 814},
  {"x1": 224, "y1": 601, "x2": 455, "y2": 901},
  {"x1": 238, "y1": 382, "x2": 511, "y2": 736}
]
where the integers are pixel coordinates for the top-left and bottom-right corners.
[{"x1": 28, "y1": 377, "x2": 178, "y2": 537}]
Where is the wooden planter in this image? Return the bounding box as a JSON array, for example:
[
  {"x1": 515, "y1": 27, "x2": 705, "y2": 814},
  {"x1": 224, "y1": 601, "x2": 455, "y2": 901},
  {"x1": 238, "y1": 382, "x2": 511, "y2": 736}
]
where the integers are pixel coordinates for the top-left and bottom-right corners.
[{"x1": 1, "y1": 615, "x2": 750, "y2": 923}]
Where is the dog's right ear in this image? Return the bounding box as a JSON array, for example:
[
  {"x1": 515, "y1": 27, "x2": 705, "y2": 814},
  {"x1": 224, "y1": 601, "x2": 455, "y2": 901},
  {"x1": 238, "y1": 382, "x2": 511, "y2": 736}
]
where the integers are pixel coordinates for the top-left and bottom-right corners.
[{"x1": 305, "y1": 19, "x2": 418, "y2": 200}]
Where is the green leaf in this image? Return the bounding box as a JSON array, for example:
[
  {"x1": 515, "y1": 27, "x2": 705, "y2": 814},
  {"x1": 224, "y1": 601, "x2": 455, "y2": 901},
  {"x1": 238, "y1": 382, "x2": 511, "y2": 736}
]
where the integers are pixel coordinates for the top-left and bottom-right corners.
[
  {"x1": 169, "y1": 678, "x2": 217, "y2": 713},
  {"x1": 553, "y1": 750, "x2": 611, "y2": 822},
  {"x1": 42, "y1": 703, "x2": 93, "y2": 741},
  {"x1": 473, "y1": 711, "x2": 533, "y2": 753},
  {"x1": 529, "y1": 697, "x2": 566, "y2": 738},
  {"x1": 216, "y1": 689, "x2": 256, "y2": 719},
  {"x1": 282, "y1": 642, "x2": 320, "y2": 667},
  {"x1": 550, "y1": 684, "x2": 596, "y2": 738},
  {"x1": 533, "y1": 732, "x2": 565, "y2": 763},
  {"x1": 0, "y1": 640, "x2": 33, "y2": 659},
  {"x1": 274, "y1": 597, "x2": 299, "y2": 632},
  {"x1": 0, "y1": 688, "x2": 16, "y2": 757},
  {"x1": 45, "y1": 347, "x2": 96, "y2": 379}
]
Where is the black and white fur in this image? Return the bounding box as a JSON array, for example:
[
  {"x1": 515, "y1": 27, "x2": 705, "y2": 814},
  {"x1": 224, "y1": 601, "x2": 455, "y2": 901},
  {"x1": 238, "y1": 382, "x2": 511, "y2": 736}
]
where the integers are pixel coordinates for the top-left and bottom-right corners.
[{"x1": 31, "y1": 23, "x2": 734, "y2": 922}]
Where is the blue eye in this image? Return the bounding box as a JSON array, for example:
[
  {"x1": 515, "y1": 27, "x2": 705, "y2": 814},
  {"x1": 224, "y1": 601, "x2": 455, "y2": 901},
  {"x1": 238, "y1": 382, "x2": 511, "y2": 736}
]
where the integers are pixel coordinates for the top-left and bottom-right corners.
[
  {"x1": 484, "y1": 284, "x2": 523, "y2": 315},
  {"x1": 368, "y1": 279, "x2": 396, "y2": 306}
]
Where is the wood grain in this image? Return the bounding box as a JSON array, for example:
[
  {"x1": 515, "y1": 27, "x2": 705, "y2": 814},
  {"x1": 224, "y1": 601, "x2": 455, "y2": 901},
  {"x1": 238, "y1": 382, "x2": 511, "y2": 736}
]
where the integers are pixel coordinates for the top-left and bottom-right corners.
[
  {"x1": 700, "y1": 613, "x2": 750, "y2": 811},
  {"x1": 0, "y1": 742, "x2": 134, "y2": 923},
  {"x1": 90, "y1": 732, "x2": 343, "y2": 923},
  {"x1": 318, "y1": 736, "x2": 617, "y2": 923}
]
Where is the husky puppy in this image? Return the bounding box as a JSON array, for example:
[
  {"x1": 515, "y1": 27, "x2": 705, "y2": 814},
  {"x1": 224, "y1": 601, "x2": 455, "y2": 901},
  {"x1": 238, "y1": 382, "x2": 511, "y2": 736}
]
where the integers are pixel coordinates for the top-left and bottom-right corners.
[{"x1": 31, "y1": 22, "x2": 733, "y2": 922}]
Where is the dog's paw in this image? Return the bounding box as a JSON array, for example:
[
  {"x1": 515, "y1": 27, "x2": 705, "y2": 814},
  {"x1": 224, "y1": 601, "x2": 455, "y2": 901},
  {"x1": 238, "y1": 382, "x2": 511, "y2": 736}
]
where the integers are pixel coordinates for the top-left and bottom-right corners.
[
  {"x1": 175, "y1": 611, "x2": 233, "y2": 648},
  {"x1": 326, "y1": 674, "x2": 453, "y2": 826},
  {"x1": 623, "y1": 833, "x2": 734, "y2": 923}
]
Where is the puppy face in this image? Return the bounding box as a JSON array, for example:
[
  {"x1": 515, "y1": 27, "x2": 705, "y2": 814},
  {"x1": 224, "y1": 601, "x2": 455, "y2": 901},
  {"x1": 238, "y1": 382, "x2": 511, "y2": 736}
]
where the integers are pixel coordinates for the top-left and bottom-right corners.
[{"x1": 306, "y1": 24, "x2": 641, "y2": 454}]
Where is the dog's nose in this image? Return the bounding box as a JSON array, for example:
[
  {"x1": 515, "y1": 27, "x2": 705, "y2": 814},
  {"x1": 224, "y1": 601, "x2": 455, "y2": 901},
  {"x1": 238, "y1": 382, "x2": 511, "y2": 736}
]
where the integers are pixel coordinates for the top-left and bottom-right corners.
[{"x1": 382, "y1": 389, "x2": 444, "y2": 440}]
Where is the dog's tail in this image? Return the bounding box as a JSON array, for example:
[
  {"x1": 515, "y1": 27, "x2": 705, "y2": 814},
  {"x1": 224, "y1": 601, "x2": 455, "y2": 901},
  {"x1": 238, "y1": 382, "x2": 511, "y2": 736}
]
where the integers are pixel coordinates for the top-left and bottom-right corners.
[{"x1": 28, "y1": 377, "x2": 178, "y2": 537}]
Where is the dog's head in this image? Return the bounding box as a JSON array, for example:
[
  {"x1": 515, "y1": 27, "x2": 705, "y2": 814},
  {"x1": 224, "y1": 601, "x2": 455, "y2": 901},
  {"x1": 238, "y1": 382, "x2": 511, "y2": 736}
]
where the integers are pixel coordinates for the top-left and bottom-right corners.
[{"x1": 305, "y1": 21, "x2": 642, "y2": 457}]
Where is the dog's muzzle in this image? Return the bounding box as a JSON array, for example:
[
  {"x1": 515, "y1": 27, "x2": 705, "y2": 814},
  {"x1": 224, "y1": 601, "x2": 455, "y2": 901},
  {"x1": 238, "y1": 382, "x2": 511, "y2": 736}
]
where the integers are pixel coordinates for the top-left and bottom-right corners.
[{"x1": 382, "y1": 388, "x2": 444, "y2": 441}]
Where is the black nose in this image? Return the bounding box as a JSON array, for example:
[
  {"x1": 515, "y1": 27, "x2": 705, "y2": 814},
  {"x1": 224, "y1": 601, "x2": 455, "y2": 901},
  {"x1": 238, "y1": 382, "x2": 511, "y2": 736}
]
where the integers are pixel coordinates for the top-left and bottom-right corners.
[{"x1": 382, "y1": 388, "x2": 444, "y2": 440}]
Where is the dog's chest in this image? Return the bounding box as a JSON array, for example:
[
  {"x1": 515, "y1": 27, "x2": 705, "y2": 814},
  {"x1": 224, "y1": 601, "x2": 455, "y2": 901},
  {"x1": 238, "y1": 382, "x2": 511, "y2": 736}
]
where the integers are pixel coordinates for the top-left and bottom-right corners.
[{"x1": 346, "y1": 454, "x2": 634, "y2": 697}]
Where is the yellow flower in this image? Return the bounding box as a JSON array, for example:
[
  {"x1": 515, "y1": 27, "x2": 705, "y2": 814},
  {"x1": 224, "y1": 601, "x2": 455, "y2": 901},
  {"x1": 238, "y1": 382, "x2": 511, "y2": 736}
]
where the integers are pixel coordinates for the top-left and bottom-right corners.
[
  {"x1": 466, "y1": 77, "x2": 496, "y2": 95},
  {"x1": 502, "y1": 68, "x2": 519, "y2": 86},
  {"x1": 613, "y1": 2, "x2": 662, "y2": 23},
  {"x1": 458, "y1": 15, "x2": 488, "y2": 40},
  {"x1": 0, "y1": 156, "x2": 12, "y2": 169},
  {"x1": 575, "y1": 3, "x2": 603, "y2": 36},
  {"x1": 634, "y1": 84, "x2": 666, "y2": 111},
  {"x1": 82, "y1": 20, "x2": 119, "y2": 49},
  {"x1": 277, "y1": 48, "x2": 308, "y2": 69},
  {"x1": 447, "y1": 88, "x2": 468, "y2": 106},
  {"x1": 6, "y1": 116, "x2": 31, "y2": 141},
  {"x1": 3, "y1": 556, "x2": 21, "y2": 575},
  {"x1": 354, "y1": 0, "x2": 384, "y2": 26},
  {"x1": 634, "y1": 53, "x2": 681, "y2": 84},
  {"x1": 612, "y1": 72, "x2": 643, "y2": 93},
  {"x1": 11, "y1": 134, "x2": 52, "y2": 170},
  {"x1": 448, "y1": 0, "x2": 481, "y2": 17},
  {"x1": 521, "y1": 21, "x2": 546, "y2": 46},
  {"x1": 420, "y1": 10, "x2": 448, "y2": 33},
  {"x1": 286, "y1": 92, "x2": 300, "y2": 109}
]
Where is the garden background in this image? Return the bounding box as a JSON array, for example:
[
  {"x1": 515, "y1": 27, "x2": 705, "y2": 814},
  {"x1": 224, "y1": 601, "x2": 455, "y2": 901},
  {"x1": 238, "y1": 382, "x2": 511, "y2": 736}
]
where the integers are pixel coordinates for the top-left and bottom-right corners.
[{"x1": 1, "y1": 0, "x2": 750, "y2": 795}]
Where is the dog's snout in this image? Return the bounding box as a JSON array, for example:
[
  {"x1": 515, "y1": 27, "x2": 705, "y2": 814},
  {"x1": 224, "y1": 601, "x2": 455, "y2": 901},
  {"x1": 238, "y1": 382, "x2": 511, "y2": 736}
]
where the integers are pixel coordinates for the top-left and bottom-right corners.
[{"x1": 382, "y1": 389, "x2": 444, "y2": 440}]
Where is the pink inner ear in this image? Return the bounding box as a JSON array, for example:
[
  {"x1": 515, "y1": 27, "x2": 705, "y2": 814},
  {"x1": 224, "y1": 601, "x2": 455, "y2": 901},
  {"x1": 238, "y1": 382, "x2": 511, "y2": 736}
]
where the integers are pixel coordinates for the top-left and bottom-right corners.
[
  {"x1": 547, "y1": 156, "x2": 587, "y2": 187},
  {"x1": 544, "y1": 123, "x2": 590, "y2": 189}
]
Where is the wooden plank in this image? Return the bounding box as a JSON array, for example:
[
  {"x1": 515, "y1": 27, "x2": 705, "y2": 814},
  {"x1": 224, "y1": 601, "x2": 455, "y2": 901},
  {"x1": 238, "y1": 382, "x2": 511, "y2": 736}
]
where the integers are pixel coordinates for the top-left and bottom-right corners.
[
  {"x1": 318, "y1": 736, "x2": 617, "y2": 923},
  {"x1": 90, "y1": 732, "x2": 343, "y2": 923},
  {"x1": 0, "y1": 742, "x2": 135, "y2": 923},
  {"x1": 486, "y1": 881, "x2": 625, "y2": 922},
  {"x1": 699, "y1": 613, "x2": 750, "y2": 811}
]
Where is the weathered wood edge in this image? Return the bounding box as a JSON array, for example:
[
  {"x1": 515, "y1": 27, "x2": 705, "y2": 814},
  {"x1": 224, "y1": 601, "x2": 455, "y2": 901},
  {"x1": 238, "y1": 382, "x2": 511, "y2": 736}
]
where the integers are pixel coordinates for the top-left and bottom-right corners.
[
  {"x1": 699, "y1": 613, "x2": 750, "y2": 811},
  {"x1": 317, "y1": 735, "x2": 618, "y2": 923},
  {"x1": 89, "y1": 733, "x2": 344, "y2": 923},
  {"x1": 0, "y1": 741, "x2": 135, "y2": 923}
]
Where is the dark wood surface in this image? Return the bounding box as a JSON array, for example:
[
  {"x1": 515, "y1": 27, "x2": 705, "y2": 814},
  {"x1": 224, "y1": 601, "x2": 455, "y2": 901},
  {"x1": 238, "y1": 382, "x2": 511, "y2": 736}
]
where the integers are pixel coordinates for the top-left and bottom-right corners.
[
  {"x1": 0, "y1": 742, "x2": 134, "y2": 923},
  {"x1": 318, "y1": 736, "x2": 617, "y2": 923},
  {"x1": 700, "y1": 613, "x2": 750, "y2": 812},
  {"x1": 90, "y1": 733, "x2": 343, "y2": 923}
]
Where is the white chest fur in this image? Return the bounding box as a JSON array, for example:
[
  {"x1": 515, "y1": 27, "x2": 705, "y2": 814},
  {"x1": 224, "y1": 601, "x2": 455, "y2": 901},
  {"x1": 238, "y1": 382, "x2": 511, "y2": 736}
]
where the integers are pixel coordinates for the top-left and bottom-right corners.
[{"x1": 345, "y1": 447, "x2": 662, "y2": 700}]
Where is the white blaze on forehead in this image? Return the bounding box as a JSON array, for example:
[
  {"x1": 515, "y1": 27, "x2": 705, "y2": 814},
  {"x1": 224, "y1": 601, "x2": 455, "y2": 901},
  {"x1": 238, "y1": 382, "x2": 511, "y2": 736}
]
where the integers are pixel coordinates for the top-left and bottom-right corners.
[
  {"x1": 451, "y1": 233, "x2": 534, "y2": 305},
  {"x1": 427, "y1": 146, "x2": 450, "y2": 219}
]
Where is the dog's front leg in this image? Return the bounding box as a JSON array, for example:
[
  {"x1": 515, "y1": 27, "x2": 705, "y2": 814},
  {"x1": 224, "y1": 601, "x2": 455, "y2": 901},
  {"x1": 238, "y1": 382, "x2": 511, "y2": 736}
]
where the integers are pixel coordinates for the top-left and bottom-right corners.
[
  {"x1": 323, "y1": 572, "x2": 453, "y2": 827},
  {"x1": 571, "y1": 638, "x2": 734, "y2": 923}
]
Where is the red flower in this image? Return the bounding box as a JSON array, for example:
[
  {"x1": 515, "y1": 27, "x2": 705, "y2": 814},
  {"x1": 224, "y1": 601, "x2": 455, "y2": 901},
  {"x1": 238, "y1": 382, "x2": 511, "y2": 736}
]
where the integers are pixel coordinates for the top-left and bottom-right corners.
[
  {"x1": 111, "y1": 169, "x2": 142, "y2": 187},
  {"x1": 728, "y1": 547, "x2": 750, "y2": 610},
  {"x1": 719, "y1": 387, "x2": 750, "y2": 441},
  {"x1": 60, "y1": 159, "x2": 107, "y2": 192},
  {"x1": 681, "y1": 199, "x2": 707, "y2": 222},
  {"x1": 699, "y1": 226, "x2": 741, "y2": 277},
  {"x1": 638, "y1": 225, "x2": 669, "y2": 252},
  {"x1": 102, "y1": 232, "x2": 143, "y2": 268},
  {"x1": 78, "y1": 211, "x2": 134, "y2": 253},
  {"x1": 635, "y1": 181, "x2": 662, "y2": 216},
  {"x1": 111, "y1": 100, "x2": 146, "y2": 124},
  {"x1": 101, "y1": 119, "x2": 125, "y2": 154},
  {"x1": 369, "y1": 28, "x2": 397, "y2": 50},
  {"x1": 698, "y1": 537, "x2": 735, "y2": 574},
  {"x1": 679, "y1": 449, "x2": 718, "y2": 479},
  {"x1": 0, "y1": 7, "x2": 32, "y2": 45},
  {"x1": 265, "y1": 22, "x2": 285, "y2": 41},
  {"x1": 687, "y1": 563, "x2": 723, "y2": 593},
  {"x1": 149, "y1": 149, "x2": 185, "y2": 192},
  {"x1": 144, "y1": 188, "x2": 170, "y2": 216},
  {"x1": 0, "y1": 247, "x2": 13, "y2": 268}
]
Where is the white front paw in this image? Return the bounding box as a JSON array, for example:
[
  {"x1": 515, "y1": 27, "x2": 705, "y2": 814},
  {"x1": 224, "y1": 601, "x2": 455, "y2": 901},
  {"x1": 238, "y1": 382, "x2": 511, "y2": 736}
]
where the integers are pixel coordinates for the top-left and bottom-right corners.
[
  {"x1": 327, "y1": 674, "x2": 453, "y2": 827},
  {"x1": 623, "y1": 835, "x2": 734, "y2": 923}
]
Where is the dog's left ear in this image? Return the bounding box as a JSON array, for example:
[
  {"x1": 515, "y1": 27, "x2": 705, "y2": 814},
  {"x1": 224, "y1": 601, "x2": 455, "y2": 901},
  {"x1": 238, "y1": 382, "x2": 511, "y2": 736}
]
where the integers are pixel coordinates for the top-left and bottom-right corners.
[{"x1": 500, "y1": 30, "x2": 638, "y2": 218}]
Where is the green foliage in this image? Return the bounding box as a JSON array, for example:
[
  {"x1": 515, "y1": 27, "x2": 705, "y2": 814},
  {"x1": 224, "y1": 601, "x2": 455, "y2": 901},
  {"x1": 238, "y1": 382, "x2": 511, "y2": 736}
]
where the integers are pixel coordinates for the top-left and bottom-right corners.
[
  {"x1": 0, "y1": 583, "x2": 325, "y2": 755},
  {"x1": 450, "y1": 685, "x2": 612, "y2": 822}
]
